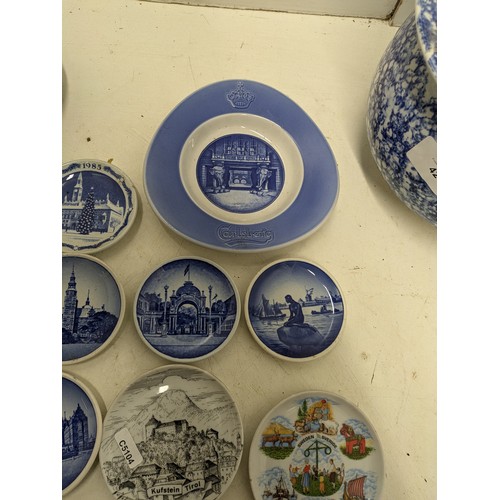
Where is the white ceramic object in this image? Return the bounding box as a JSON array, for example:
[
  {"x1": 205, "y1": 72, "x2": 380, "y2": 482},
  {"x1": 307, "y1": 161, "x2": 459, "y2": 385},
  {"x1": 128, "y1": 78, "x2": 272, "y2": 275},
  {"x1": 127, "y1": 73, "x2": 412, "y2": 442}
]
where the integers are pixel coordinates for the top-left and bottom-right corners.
[
  {"x1": 99, "y1": 364, "x2": 244, "y2": 499},
  {"x1": 249, "y1": 391, "x2": 384, "y2": 499}
]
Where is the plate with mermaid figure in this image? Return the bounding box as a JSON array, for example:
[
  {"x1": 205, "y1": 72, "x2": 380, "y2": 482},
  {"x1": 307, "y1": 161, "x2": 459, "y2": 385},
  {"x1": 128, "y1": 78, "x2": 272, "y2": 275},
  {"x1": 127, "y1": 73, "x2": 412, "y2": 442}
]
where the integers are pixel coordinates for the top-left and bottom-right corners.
[
  {"x1": 144, "y1": 80, "x2": 339, "y2": 252},
  {"x1": 249, "y1": 391, "x2": 384, "y2": 500},
  {"x1": 245, "y1": 259, "x2": 345, "y2": 361},
  {"x1": 99, "y1": 364, "x2": 244, "y2": 500}
]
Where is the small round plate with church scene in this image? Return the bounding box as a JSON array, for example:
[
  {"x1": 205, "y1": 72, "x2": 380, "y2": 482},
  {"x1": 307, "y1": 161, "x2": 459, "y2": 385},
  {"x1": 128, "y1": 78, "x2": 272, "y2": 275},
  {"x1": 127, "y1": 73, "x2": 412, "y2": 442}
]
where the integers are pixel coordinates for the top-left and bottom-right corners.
[
  {"x1": 62, "y1": 159, "x2": 138, "y2": 253},
  {"x1": 144, "y1": 80, "x2": 339, "y2": 252},
  {"x1": 62, "y1": 372, "x2": 103, "y2": 495},
  {"x1": 99, "y1": 364, "x2": 244, "y2": 499},
  {"x1": 62, "y1": 253, "x2": 125, "y2": 364},
  {"x1": 134, "y1": 257, "x2": 240, "y2": 362},
  {"x1": 245, "y1": 259, "x2": 345, "y2": 362},
  {"x1": 249, "y1": 391, "x2": 384, "y2": 500}
]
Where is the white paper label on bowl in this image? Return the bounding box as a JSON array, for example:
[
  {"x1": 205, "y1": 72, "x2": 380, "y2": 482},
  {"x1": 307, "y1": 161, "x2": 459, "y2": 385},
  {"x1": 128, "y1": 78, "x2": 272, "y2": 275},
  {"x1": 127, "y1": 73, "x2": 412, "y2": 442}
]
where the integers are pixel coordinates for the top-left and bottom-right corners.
[
  {"x1": 406, "y1": 136, "x2": 437, "y2": 194},
  {"x1": 114, "y1": 427, "x2": 144, "y2": 469}
]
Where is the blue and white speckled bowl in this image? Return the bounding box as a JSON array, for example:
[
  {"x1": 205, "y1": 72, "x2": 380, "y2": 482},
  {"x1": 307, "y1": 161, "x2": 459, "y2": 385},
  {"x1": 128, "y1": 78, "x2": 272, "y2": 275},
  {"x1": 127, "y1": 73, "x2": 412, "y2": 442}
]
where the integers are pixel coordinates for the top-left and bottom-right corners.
[{"x1": 367, "y1": 0, "x2": 437, "y2": 225}]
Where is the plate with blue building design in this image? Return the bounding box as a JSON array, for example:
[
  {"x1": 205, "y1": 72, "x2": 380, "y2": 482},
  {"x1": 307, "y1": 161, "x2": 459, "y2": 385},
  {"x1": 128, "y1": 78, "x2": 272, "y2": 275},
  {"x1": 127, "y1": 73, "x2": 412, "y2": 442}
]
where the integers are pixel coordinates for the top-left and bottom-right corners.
[
  {"x1": 62, "y1": 372, "x2": 102, "y2": 495},
  {"x1": 134, "y1": 257, "x2": 240, "y2": 362},
  {"x1": 62, "y1": 253, "x2": 125, "y2": 364},
  {"x1": 249, "y1": 391, "x2": 384, "y2": 499},
  {"x1": 144, "y1": 80, "x2": 339, "y2": 251},
  {"x1": 99, "y1": 364, "x2": 244, "y2": 499},
  {"x1": 62, "y1": 159, "x2": 137, "y2": 253},
  {"x1": 245, "y1": 259, "x2": 345, "y2": 362}
]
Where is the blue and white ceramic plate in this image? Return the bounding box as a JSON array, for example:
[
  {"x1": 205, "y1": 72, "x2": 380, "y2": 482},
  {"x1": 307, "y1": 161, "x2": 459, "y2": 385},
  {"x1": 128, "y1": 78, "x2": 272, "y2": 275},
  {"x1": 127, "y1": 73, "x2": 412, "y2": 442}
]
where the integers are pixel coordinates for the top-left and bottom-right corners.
[
  {"x1": 99, "y1": 364, "x2": 244, "y2": 499},
  {"x1": 144, "y1": 80, "x2": 339, "y2": 251},
  {"x1": 62, "y1": 253, "x2": 125, "y2": 364},
  {"x1": 245, "y1": 259, "x2": 345, "y2": 362},
  {"x1": 134, "y1": 257, "x2": 240, "y2": 362},
  {"x1": 62, "y1": 159, "x2": 137, "y2": 253},
  {"x1": 62, "y1": 372, "x2": 102, "y2": 495},
  {"x1": 249, "y1": 391, "x2": 384, "y2": 499}
]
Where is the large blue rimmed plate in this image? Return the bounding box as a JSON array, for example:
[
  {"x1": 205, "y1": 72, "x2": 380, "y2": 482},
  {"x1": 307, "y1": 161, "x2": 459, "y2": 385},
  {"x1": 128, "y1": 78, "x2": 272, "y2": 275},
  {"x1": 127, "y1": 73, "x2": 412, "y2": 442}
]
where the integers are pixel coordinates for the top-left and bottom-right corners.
[{"x1": 144, "y1": 80, "x2": 339, "y2": 251}]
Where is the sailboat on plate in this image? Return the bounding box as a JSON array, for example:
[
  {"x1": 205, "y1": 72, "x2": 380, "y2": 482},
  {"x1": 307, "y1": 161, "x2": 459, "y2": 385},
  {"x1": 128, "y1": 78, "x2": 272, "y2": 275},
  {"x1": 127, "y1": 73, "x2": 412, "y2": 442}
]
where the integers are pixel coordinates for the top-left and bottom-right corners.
[{"x1": 253, "y1": 294, "x2": 286, "y2": 321}]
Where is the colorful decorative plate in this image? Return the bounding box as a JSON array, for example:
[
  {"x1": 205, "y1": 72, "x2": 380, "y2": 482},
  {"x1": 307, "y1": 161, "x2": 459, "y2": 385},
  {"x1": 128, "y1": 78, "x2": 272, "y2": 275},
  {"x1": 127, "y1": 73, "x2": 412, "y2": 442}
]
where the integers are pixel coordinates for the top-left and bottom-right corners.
[
  {"x1": 99, "y1": 364, "x2": 244, "y2": 499},
  {"x1": 62, "y1": 159, "x2": 137, "y2": 253},
  {"x1": 62, "y1": 372, "x2": 102, "y2": 495},
  {"x1": 245, "y1": 259, "x2": 345, "y2": 361},
  {"x1": 144, "y1": 80, "x2": 339, "y2": 252},
  {"x1": 134, "y1": 257, "x2": 240, "y2": 362},
  {"x1": 249, "y1": 391, "x2": 384, "y2": 500},
  {"x1": 62, "y1": 253, "x2": 125, "y2": 364}
]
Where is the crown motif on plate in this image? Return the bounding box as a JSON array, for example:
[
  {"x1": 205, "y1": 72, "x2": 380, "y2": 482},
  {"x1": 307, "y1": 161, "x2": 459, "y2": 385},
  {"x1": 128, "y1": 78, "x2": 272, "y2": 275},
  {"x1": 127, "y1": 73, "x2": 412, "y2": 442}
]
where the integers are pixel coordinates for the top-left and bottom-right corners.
[{"x1": 226, "y1": 82, "x2": 255, "y2": 109}]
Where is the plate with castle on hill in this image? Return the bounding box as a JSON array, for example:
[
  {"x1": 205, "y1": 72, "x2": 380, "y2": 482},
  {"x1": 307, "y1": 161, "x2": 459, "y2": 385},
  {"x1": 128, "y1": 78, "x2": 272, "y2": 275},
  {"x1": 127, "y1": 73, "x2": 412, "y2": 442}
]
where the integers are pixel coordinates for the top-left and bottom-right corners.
[
  {"x1": 249, "y1": 391, "x2": 384, "y2": 500},
  {"x1": 144, "y1": 80, "x2": 339, "y2": 252},
  {"x1": 62, "y1": 372, "x2": 102, "y2": 495},
  {"x1": 62, "y1": 253, "x2": 125, "y2": 364},
  {"x1": 62, "y1": 159, "x2": 137, "y2": 253},
  {"x1": 99, "y1": 364, "x2": 244, "y2": 500}
]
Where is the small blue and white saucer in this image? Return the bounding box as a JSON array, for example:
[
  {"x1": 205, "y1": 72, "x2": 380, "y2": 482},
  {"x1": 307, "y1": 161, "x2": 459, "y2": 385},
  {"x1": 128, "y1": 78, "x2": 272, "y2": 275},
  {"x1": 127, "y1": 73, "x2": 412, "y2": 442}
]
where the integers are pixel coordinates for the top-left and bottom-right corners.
[
  {"x1": 144, "y1": 80, "x2": 339, "y2": 251},
  {"x1": 62, "y1": 372, "x2": 102, "y2": 495},
  {"x1": 99, "y1": 364, "x2": 244, "y2": 499},
  {"x1": 62, "y1": 253, "x2": 125, "y2": 364},
  {"x1": 245, "y1": 259, "x2": 345, "y2": 361},
  {"x1": 62, "y1": 159, "x2": 137, "y2": 253},
  {"x1": 134, "y1": 257, "x2": 240, "y2": 362}
]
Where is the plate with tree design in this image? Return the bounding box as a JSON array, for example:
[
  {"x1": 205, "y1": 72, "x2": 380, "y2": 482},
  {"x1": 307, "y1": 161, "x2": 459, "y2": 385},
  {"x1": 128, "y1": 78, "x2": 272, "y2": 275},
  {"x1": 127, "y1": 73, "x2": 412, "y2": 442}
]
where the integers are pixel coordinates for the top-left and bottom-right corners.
[{"x1": 62, "y1": 159, "x2": 137, "y2": 253}]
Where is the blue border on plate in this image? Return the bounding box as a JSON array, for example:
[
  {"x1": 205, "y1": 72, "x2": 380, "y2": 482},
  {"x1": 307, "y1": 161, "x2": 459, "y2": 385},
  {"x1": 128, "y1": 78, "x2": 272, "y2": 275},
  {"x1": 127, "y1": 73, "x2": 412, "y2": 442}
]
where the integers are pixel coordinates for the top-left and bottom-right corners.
[{"x1": 144, "y1": 80, "x2": 339, "y2": 251}]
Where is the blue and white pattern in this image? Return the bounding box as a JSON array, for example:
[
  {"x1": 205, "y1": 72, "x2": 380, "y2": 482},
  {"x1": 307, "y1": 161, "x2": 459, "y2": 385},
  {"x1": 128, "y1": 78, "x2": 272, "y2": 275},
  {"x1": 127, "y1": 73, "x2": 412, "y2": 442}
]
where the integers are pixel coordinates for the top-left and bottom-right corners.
[
  {"x1": 145, "y1": 80, "x2": 339, "y2": 251},
  {"x1": 135, "y1": 258, "x2": 240, "y2": 361},
  {"x1": 196, "y1": 133, "x2": 285, "y2": 214},
  {"x1": 62, "y1": 254, "x2": 124, "y2": 364},
  {"x1": 416, "y1": 0, "x2": 437, "y2": 79},
  {"x1": 367, "y1": 13, "x2": 437, "y2": 224},
  {"x1": 62, "y1": 374, "x2": 101, "y2": 495},
  {"x1": 246, "y1": 260, "x2": 344, "y2": 361},
  {"x1": 62, "y1": 160, "x2": 137, "y2": 253}
]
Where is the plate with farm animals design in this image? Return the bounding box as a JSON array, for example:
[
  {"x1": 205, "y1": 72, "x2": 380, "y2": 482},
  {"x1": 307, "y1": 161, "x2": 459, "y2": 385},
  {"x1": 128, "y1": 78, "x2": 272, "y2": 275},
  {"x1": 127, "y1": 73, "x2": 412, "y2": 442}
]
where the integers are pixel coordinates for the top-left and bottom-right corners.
[
  {"x1": 99, "y1": 364, "x2": 244, "y2": 500},
  {"x1": 134, "y1": 257, "x2": 240, "y2": 362},
  {"x1": 62, "y1": 372, "x2": 103, "y2": 495},
  {"x1": 144, "y1": 80, "x2": 339, "y2": 252},
  {"x1": 245, "y1": 259, "x2": 345, "y2": 362},
  {"x1": 249, "y1": 391, "x2": 384, "y2": 500},
  {"x1": 62, "y1": 253, "x2": 125, "y2": 364},
  {"x1": 62, "y1": 159, "x2": 137, "y2": 253}
]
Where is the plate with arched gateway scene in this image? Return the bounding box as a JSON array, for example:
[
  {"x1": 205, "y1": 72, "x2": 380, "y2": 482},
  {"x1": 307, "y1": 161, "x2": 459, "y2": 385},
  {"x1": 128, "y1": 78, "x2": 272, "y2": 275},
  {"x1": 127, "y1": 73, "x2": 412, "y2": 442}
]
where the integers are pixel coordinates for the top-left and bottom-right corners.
[
  {"x1": 144, "y1": 80, "x2": 339, "y2": 252},
  {"x1": 249, "y1": 391, "x2": 384, "y2": 500},
  {"x1": 134, "y1": 257, "x2": 240, "y2": 362},
  {"x1": 245, "y1": 259, "x2": 345, "y2": 362},
  {"x1": 62, "y1": 159, "x2": 137, "y2": 253},
  {"x1": 99, "y1": 364, "x2": 244, "y2": 500}
]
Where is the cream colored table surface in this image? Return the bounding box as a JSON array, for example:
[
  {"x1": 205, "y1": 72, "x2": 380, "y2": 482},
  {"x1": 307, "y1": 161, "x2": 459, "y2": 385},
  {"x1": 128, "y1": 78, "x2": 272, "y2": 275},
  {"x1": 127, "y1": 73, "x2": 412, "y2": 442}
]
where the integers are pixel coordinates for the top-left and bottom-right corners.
[{"x1": 62, "y1": 1, "x2": 436, "y2": 498}]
